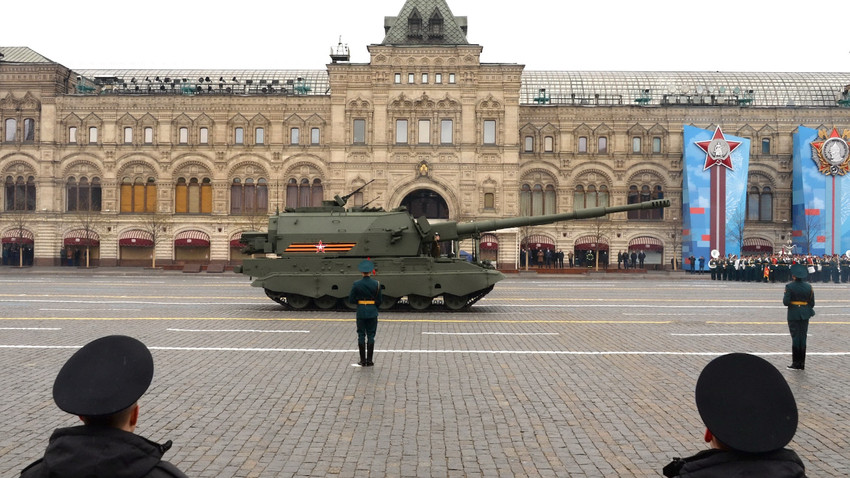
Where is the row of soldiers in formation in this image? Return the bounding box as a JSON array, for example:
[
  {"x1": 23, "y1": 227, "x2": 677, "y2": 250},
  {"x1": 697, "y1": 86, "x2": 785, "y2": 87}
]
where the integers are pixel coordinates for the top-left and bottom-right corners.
[{"x1": 705, "y1": 253, "x2": 850, "y2": 283}]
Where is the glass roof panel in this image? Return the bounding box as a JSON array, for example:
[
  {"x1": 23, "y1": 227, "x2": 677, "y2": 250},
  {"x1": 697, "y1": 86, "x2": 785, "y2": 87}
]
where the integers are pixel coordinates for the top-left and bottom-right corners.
[{"x1": 521, "y1": 71, "x2": 850, "y2": 107}]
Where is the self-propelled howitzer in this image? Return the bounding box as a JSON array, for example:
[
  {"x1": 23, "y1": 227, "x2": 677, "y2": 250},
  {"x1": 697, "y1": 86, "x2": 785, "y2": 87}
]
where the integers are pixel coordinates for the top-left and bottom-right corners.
[{"x1": 235, "y1": 198, "x2": 670, "y2": 311}]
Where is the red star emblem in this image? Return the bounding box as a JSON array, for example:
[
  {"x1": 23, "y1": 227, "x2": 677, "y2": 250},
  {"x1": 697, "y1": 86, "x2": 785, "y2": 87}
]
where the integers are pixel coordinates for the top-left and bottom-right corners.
[
  {"x1": 695, "y1": 127, "x2": 741, "y2": 171},
  {"x1": 810, "y1": 128, "x2": 850, "y2": 176},
  {"x1": 316, "y1": 241, "x2": 325, "y2": 253}
]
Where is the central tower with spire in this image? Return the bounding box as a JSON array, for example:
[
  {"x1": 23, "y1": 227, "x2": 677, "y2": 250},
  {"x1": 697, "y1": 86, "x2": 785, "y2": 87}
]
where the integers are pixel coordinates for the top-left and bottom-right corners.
[{"x1": 326, "y1": 0, "x2": 523, "y2": 257}]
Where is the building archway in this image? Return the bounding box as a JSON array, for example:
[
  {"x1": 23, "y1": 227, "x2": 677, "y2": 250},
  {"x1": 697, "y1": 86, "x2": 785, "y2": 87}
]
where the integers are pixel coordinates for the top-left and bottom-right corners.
[
  {"x1": 174, "y1": 230, "x2": 210, "y2": 263},
  {"x1": 118, "y1": 229, "x2": 154, "y2": 267},
  {"x1": 742, "y1": 237, "x2": 773, "y2": 256},
  {"x1": 628, "y1": 236, "x2": 664, "y2": 269},
  {"x1": 2, "y1": 228, "x2": 34, "y2": 266},
  {"x1": 520, "y1": 234, "x2": 555, "y2": 268},
  {"x1": 399, "y1": 189, "x2": 449, "y2": 219},
  {"x1": 479, "y1": 233, "x2": 499, "y2": 262},
  {"x1": 63, "y1": 229, "x2": 100, "y2": 267},
  {"x1": 574, "y1": 235, "x2": 609, "y2": 268},
  {"x1": 230, "y1": 231, "x2": 252, "y2": 263}
]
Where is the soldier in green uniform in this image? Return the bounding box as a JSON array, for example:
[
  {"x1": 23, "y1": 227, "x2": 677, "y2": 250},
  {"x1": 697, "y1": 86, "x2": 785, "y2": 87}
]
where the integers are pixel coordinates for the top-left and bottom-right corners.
[
  {"x1": 783, "y1": 264, "x2": 815, "y2": 370},
  {"x1": 349, "y1": 260, "x2": 383, "y2": 367}
]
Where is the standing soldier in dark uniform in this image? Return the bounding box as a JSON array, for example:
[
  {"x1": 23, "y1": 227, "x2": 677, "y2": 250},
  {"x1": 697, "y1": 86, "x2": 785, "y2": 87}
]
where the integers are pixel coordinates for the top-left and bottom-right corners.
[
  {"x1": 821, "y1": 255, "x2": 832, "y2": 284},
  {"x1": 20, "y1": 335, "x2": 188, "y2": 478},
  {"x1": 349, "y1": 259, "x2": 382, "y2": 367},
  {"x1": 841, "y1": 253, "x2": 850, "y2": 283},
  {"x1": 784, "y1": 264, "x2": 815, "y2": 370}
]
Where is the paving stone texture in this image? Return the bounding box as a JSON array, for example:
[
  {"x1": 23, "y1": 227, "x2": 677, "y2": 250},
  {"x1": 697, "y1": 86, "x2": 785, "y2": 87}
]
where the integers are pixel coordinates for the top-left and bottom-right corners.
[{"x1": 0, "y1": 269, "x2": 847, "y2": 477}]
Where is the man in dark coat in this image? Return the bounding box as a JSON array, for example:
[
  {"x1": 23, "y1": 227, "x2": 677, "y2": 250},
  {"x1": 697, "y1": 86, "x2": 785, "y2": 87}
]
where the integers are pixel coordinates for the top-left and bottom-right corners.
[
  {"x1": 663, "y1": 353, "x2": 806, "y2": 477},
  {"x1": 784, "y1": 263, "x2": 815, "y2": 370},
  {"x1": 349, "y1": 259, "x2": 382, "y2": 366},
  {"x1": 20, "y1": 335, "x2": 187, "y2": 478}
]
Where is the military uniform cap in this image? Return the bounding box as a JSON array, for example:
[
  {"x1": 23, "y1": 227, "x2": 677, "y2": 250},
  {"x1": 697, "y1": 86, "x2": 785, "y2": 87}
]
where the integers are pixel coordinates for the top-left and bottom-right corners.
[
  {"x1": 53, "y1": 335, "x2": 154, "y2": 417},
  {"x1": 790, "y1": 263, "x2": 808, "y2": 279},
  {"x1": 695, "y1": 353, "x2": 797, "y2": 453},
  {"x1": 358, "y1": 260, "x2": 375, "y2": 273}
]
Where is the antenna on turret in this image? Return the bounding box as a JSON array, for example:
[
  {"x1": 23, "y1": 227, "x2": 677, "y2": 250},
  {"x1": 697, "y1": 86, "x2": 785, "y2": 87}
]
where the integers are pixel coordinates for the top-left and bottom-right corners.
[{"x1": 330, "y1": 36, "x2": 350, "y2": 63}]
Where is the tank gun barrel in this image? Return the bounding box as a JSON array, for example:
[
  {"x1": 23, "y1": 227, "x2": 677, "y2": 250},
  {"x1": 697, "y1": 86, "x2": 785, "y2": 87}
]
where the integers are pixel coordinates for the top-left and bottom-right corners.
[
  {"x1": 449, "y1": 199, "x2": 671, "y2": 239},
  {"x1": 334, "y1": 179, "x2": 375, "y2": 206}
]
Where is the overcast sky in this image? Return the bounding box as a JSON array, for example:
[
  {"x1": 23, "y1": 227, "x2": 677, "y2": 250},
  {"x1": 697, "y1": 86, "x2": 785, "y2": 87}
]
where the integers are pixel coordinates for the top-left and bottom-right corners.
[{"x1": 5, "y1": 0, "x2": 847, "y2": 72}]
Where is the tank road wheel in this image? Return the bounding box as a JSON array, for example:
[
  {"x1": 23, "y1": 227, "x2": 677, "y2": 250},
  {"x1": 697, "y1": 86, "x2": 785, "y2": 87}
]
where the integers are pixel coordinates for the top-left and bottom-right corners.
[
  {"x1": 286, "y1": 294, "x2": 312, "y2": 309},
  {"x1": 342, "y1": 298, "x2": 358, "y2": 310},
  {"x1": 443, "y1": 294, "x2": 470, "y2": 311},
  {"x1": 314, "y1": 295, "x2": 338, "y2": 310},
  {"x1": 265, "y1": 289, "x2": 286, "y2": 306},
  {"x1": 378, "y1": 296, "x2": 398, "y2": 310},
  {"x1": 407, "y1": 294, "x2": 432, "y2": 311}
]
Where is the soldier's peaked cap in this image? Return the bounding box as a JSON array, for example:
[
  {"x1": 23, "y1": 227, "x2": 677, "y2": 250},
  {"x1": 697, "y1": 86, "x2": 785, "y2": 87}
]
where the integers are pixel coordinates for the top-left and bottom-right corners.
[
  {"x1": 358, "y1": 260, "x2": 375, "y2": 273},
  {"x1": 53, "y1": 335, "x2": 154, "y2": 417},
  {"x1": 695, "y1": 353, "x2": 797, "y2": 453},
  {"x1": 790, "y1": 263, "x2": 809, "y2": 279}
]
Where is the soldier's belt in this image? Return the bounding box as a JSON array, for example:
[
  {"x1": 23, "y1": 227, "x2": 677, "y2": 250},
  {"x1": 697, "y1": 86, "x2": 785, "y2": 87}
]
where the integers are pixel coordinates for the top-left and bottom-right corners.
[
  {"x1": 790, "y1": 301, "x2": 808, "y2": 306},
  {"x1": 358, "y1": 300, "x2": 375, "y2": 305}
]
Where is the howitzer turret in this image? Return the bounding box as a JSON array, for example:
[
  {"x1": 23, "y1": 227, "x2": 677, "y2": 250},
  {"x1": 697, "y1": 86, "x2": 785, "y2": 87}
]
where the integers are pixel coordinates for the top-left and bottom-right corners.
[{"x1": 235, "y1": 197, "x2": 670, "y2": 311}]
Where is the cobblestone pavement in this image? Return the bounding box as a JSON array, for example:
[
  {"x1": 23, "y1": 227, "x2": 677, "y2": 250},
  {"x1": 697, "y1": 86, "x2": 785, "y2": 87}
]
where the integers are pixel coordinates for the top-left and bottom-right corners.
[{"x1": 1, "y1": 269, "x2": 848, "y2": 477}]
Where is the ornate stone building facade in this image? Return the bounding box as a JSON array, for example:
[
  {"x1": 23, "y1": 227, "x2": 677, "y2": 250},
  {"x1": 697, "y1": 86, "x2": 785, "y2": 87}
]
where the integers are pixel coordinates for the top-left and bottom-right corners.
[{"x1": 1, "y1": 0, "x2": 849, "y2": 268}]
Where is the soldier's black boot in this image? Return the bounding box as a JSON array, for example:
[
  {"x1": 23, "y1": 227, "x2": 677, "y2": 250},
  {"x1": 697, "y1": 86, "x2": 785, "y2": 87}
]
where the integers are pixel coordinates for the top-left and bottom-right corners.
[
  {"x1": 799, "y1": 347, "x2": 806, "y2": 370},
  {"x1": 787, "y1": 347, "x2": 800, "y2": 370},
  {"x1": 365, "y1": 341, "x2": 374, "y2": 367},
  {"x1": 358, "y1": 342, "x2": 367, "y2": 366}
]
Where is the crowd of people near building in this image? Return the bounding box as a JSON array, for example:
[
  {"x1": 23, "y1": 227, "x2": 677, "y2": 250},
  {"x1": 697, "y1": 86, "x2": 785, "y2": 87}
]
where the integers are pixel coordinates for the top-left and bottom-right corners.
[
  {"x1": 519, "y1": 247, "x2": 566, "y2": 268},
  {"x1": 517, "y1": 247, "x2": 653, "y2": 270},
  {"x1": 692, "y1": 253, "x2": 850, "y2": 283}
]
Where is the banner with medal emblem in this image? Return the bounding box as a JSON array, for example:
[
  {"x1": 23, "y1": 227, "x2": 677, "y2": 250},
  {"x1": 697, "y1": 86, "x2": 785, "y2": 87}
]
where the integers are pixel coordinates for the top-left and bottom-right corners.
[
  {"x1": 792, "y1": 126, "x2": 850, "y2": 255},
  {"x1": 682, "y1": 125, "x2": 750, "y2": 264}
]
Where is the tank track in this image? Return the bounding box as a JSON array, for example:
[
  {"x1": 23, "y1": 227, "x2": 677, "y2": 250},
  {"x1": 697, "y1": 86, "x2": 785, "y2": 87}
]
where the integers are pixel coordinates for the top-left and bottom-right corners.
[{"x1": 269, "y1": 285, "x2": 495, "y2": 312}]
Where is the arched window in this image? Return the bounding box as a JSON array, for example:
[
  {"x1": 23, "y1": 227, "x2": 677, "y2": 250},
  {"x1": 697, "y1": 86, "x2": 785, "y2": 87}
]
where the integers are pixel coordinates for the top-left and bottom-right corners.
[
  {"x1": 520, "y1": 181, "x2": 556, "y2": 216},
  {"x1": 5, "y1": 175, "x2": 36, "y2": 211},
  {"x1": 760, "y1": 187, "x2": 773, "y2": 221},
  {"x1": 23, "y1": 119, "x2": 35, "y2": 142},
  {"x1": 484, "y1": 192, "x2": 495, "y2": 209},
  {"x1": 231, "y1": 177, "x2": 268, "y2": 215},
  {"x1": 175, "y1": 177, "x2": 212, "y2": 214},
  {"x1": 544, "y1": 136, "x2": 554, "y2": 152},
  {"x1": 120, "y1": 177, "x2": 156, "y2": 213},
  {"x1": 747, "y1": 186, "x2": 773, "y2": 221},
  {"x1": 67, "y1": 177, "x2": 102, "y2": 212},
  {"x1": 627, "y1": 183, "x2": 664, "y2": 220},
  {"x1": 4, "y1": 119, "x2": 16, "y2": 142},
  {"x1": 574, "y1": 184, "x2": 609, "y2": 210},
  {"x1": 286, "y1": 177, "x2": 323, "y2": 208},
  {"x1": 408, "y1": 11, "x2": 422, "y2": 36},
  {"x1": 429, "y1": 11, "x2": 443, "y2": 36}
]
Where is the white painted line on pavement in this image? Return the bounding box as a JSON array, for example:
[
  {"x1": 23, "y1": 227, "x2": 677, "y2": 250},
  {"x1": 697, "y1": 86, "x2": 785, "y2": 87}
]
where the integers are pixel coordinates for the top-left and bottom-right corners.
[
  {"x1": 167, "y1": 328, "x2": 309, "y2": 334},
  {"x1": 422, "y1": 332, "x2": 559, "y2": 336},
  {"x1": 40, "y1": 308, "x2": 142, "y2": 312},
  {"x1": 3, "y1": 345, "x2": 849, "y2": 356},
  {"x1": 0, "y1": 327, "x2": 61, "y2": 331},
  {"x1": 672, "y1": 333, "x2": 807, "y2": 336},
  {"x1": 0, "y1": 299, "x2": 260, "y2": 306}
]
